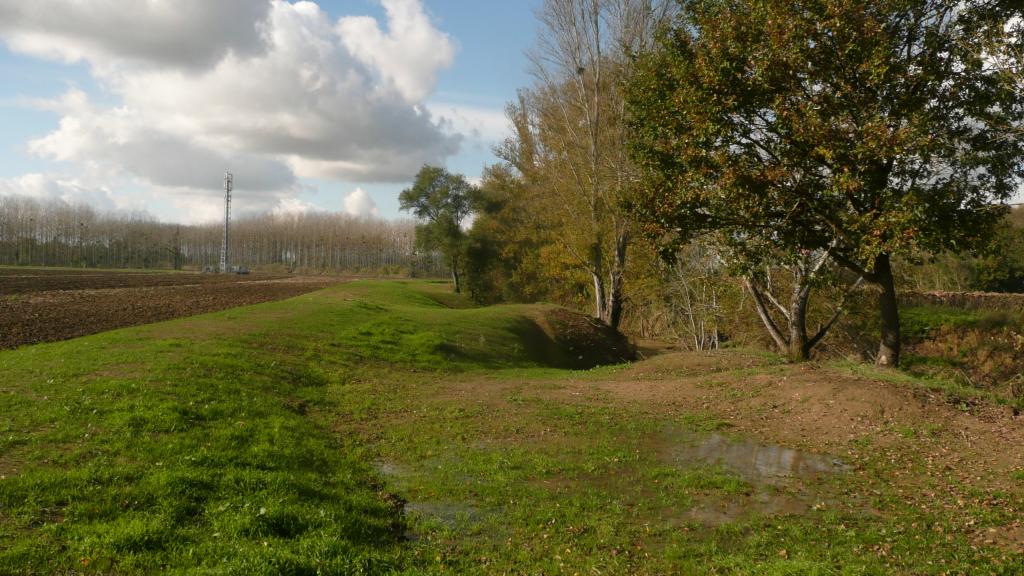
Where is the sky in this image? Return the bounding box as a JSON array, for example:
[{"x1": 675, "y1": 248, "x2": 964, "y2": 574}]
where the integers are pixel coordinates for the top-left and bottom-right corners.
[{"x1": 0, "y1": 0, "x2": 541, "y2": 222}]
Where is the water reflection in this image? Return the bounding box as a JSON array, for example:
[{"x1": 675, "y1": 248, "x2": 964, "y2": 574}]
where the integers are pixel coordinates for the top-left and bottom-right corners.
[{"x1": 675, "y1": 433, "x2": 850, "y2": 483}]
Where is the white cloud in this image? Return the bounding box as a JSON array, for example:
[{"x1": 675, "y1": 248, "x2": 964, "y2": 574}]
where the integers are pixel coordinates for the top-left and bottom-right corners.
[
  {"x1": 161, "y1": 192, "x2": 226, "y2": 224},
  {"x1": 272, "y1": 196, "x2": 316, "y2": 217},
  {"x1": 0, "y1": 173, "x2": 118, "y2": 211},
  {"x1": 343, "y1": 188, "x2": 381, "y2": 218},
  {"x1": 428, "y1": 102, "x2": 510, "y2": 145},
  {"x1": 27, "y1": 89, "x2": 297, "y2": 193},
  {"x1": 338, "y1": 0, "x2": 456, "y2": 103},
  {"x1": 0, "y1": 0, "x2": 272, "y2": 71},
  {"x1": 0, "y1": 0, "x2": 462, "y2": 221}
]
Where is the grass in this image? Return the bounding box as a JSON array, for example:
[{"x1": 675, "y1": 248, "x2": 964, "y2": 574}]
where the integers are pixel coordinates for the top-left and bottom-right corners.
[
  {"x1": 0, "y1": 295, "x2": 408, "y2": 573},
  {"x1": 831, "y1": 358, "x2": 998, "y2": 406},
  {"x1": 900, "y1": 305, "x2": 988, "y2": 339},
  {"x1": 2, "y1": 280, "x2": 1023, "y2": 574},
  {"x1": 900, "y1": 303, "x2": 1024, "y2": 341},
  {"x1": 0, "y1": 281, "x2": 623, "y2": 574},
  {"x1": 887, "y1": 304, "x2": 1024, "y2": 407}
]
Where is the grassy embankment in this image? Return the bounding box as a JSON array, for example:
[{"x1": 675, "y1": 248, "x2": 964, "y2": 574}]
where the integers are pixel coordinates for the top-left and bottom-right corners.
[
  {"x1": 893, "y1": 303, "x2": 1024, "y2": 405},
  {"x1": 2, "y1": 280, "x2": 1022, "y2": 574}
]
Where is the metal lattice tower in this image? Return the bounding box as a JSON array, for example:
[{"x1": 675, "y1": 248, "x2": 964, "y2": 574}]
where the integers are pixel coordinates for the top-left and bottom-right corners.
[{"x1": 220, "y1": 172, "x2": 234, "y2": 273}]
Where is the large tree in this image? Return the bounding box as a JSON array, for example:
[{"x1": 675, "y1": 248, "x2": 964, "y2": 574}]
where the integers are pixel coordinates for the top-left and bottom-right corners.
[
  {"x1": 399, "y1": 166, "x2": 477, "y2": 293},
  {"x1": 463, "y1": 164, "x2": 567, "y2": 305},
  {"x1": 627, "y1": 0, "x2": 1024, "y2": 366},
  {"x1": 506, "y1": 0, "x2": 674, "y2": 330}
]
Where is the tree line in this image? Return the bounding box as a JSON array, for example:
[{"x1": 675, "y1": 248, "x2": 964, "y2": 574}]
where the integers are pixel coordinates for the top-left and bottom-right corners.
[
  {"x1": 404, "y1": 0, "x2": 1023, "y2": 369},
  {"x1": 0, "y1": 195, "x2": 447, "y2": 275}
]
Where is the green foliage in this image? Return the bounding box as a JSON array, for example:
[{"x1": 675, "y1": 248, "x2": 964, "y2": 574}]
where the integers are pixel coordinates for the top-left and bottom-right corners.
[
  {"x1": 974, "y1": 210, "x2": 1024, "y2": 292},
  {"x1": 896, "y1": 208, "x2": 1024, "y2": 293},
  {"x1": 400, "y1": 166, "x2": 479, "y2": 292},
  {"x1": 464, "y1": 164, "x2": 526, "y2": 304},
  {"x1": 628, "y1": 0, "x2": 1022, "y2": 265},
  {"x1": 463, "y1": 164, "x2": 587, "y2": 306},
  {"x1": 626, "y1": 0, "x2": 1024, "y2": 365}
]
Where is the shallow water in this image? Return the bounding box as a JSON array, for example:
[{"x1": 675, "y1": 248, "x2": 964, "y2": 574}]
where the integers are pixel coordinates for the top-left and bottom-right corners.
[
  {"x1": 375, "y1": 432, "x2": 853, "y2": 532},
  {"x1": 374, "y1": 459, "x2": 483, "y2": 531},
  {"x1": 665, "y1": 431, "x2": 853, "y2": 525},
  {"x1": 673, "y1": 433, "x2": 851, "y2": 484},
  {"x1": 374, "y1": 460, "x2": 409, "y2": 479},
  {"x1": 405, "y1": 501, "x2": 481, "y2": 527}
]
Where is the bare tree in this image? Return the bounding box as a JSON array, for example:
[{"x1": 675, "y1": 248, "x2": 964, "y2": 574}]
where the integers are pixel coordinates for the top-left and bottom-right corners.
[
  {"x1": 745, "y1": 250, "x2": 864, "y2": 361},
  {"x1": 666, "y1": 241, "x2": 725, "y2": 351},
  {"x1": 517, "y1": 0, "x2": 674, "y2": 330}
]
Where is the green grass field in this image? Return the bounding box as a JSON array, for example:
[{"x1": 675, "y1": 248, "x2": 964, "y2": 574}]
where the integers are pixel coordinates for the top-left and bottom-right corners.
[{"x1": 2, "y1": 281, "x2": 1022, "y2": 574}]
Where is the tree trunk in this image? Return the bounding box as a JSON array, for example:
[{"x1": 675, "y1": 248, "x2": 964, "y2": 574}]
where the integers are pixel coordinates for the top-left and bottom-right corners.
[
  {"x1": 592, "y1": 271, "x2": 607, "y2": 322},
  {"x1": 748, "y1": 272, "x2": 821, "y2": 362},
  {"x1": 605, "y1": 231, "x2": 628, "y2": 331},
  {"x1": 451, "y1": 255, "x2": 461, "y2": 294},
  {"x1": 606, "y1": 269, "x2": 624, "y2": 330},
  {"x1": 875, "y1": 253, "x2": 900, "y2": 367},
  {"x1": 591, "y1": 241, "x2": 607, "y2": 322},
  {"x1": 746, "y1": 278, "x2": 789, "y2": 354},
  {"x1": 788, "y1": 284, "x2": 810, "y2": 362}
]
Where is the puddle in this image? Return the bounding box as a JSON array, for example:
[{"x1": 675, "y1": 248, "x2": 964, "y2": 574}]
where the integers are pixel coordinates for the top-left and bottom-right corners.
[
  {"x1": 672, "y1": 433, "x2": 850, "y2": 485},
  {"x1": 662, "y1": 431, "x2": 854, "y2": 526},
  {"x1": 373, "y1": 460, "x2": 410, "y2": 480},
  {"x1": 374, "y1": 432, "x2": 853, "y2": 534},
  {"x1": 405, "y1": 501, "x2": 482, "y2": 528},
  {"x1": 373, "y1": 459, "x2": 483, "y2": 534}
]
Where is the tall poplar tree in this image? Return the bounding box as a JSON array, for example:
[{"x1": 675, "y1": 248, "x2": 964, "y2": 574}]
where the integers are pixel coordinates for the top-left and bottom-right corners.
[{"x1": 510, "y1": 0, "x2": 674, "y2": 330}]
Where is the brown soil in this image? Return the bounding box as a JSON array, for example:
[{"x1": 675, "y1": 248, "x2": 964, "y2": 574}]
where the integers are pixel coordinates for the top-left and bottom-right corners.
[
  {"x1": 0, "y1": 269, "x2": 343, "y2": 349},
  {"x1": 0, "y1": 267, "x2": 299, "y2": 294},
  {"x1": 535, "y1": 307, "x2": 635, "y2": 368},
  {"x1": 563, "y1": 352, "x2": 1024, "y2": 486}
]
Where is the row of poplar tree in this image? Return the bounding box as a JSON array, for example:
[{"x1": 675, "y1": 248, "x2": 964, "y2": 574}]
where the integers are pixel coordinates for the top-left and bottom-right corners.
[{"x1": 0, "y1": 195, "x2": 447, "y2": 275}]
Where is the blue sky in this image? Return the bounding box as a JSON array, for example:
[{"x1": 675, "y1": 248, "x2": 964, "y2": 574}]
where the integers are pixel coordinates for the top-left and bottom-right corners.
[{"x1": 0, "y1": 0, "x2": 541, "y2": 221}]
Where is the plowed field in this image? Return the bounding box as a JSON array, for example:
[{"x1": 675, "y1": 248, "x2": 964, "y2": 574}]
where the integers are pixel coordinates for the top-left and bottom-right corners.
[{"x1": 0, "y1": 268, "x2": 341, "y2": 349}]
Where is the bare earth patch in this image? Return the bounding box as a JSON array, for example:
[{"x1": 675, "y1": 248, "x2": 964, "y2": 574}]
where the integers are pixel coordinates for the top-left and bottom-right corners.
[
  {"x1": 580, "y1": 353, "x2": 1024, "y2": 484},
  {"x1": 0, "y1": 269, "x2": 345, "y2": 349}
]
